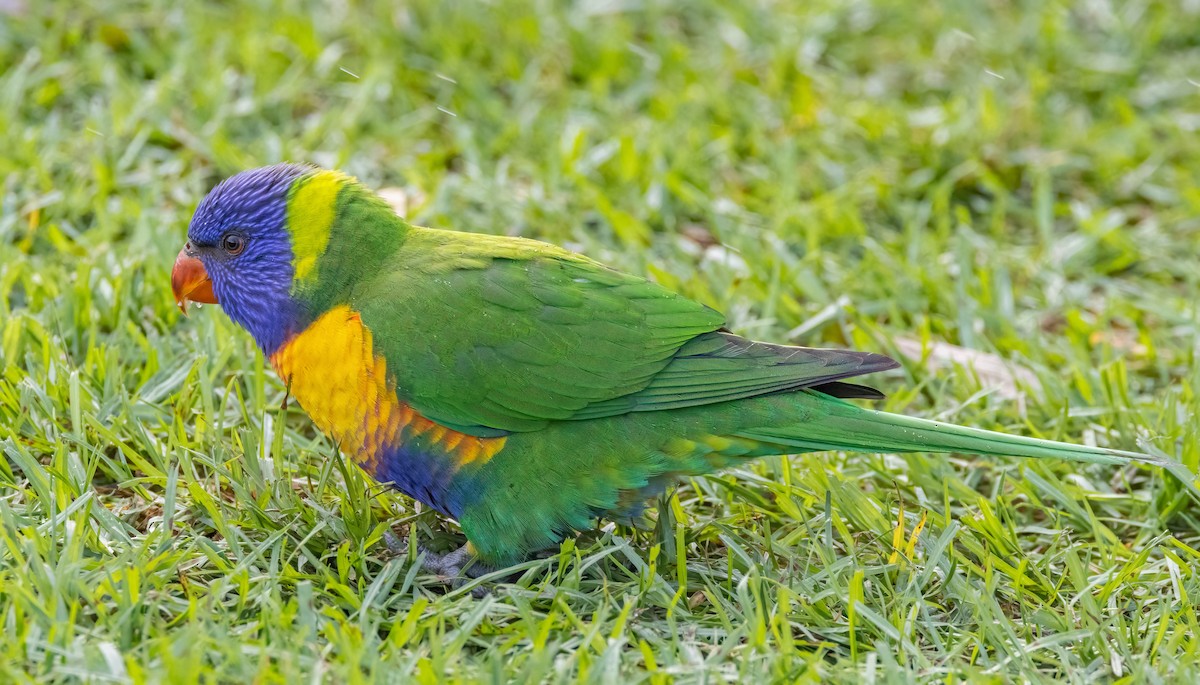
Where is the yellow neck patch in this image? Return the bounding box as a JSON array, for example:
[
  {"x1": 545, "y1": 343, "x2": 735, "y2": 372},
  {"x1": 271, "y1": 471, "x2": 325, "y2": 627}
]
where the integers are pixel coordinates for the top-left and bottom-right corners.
[
  {"x1": 286, "y1": 169, "x2": 351, "y2": 285},
  {"x1": 269, "y1": 305, "x2": 507, "y2": 473}
]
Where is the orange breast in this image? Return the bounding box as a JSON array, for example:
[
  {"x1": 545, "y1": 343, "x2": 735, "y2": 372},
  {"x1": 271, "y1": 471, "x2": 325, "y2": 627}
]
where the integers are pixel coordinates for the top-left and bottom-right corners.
[{"x1": 269, "y1": 305, "x2": 506, "y2": 472}]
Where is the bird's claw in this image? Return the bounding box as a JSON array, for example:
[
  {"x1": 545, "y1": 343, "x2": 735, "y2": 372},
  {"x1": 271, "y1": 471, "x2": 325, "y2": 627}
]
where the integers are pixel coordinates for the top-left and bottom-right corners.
[
  {"x1": 418, "y1": 543, "x2": 494, "y2": 597},
  {"x1": 382, "y1": 529, "x2": 407, "y2": 555},
  {"x1": 381, "y1": 530, "x2": 505, "y2": 597}
]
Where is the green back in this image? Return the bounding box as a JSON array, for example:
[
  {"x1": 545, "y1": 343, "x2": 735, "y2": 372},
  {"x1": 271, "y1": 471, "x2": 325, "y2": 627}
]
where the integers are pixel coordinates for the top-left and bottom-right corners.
[{"x1": 299, "y1": 183, "x2": 894, "y2": 437}]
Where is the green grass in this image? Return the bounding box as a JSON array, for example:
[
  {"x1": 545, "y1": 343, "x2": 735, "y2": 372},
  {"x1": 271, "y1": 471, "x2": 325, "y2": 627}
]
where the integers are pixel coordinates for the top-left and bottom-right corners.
[{"x1": 3, "y1": 0, "x2": 1200, "y2": 681}]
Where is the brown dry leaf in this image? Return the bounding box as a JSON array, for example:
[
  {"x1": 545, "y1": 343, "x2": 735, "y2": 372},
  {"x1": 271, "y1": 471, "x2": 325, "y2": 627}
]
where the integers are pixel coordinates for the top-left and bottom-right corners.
[
  {"x1": 680, "y1": 223, "x2": 717, "y2": 248},
  {"x1": 894, "y1": 337, "x2": 1042, "y2": 400},
  {"x1": 1088, "y1": 329, "x2": 1148, "y2": 356}
]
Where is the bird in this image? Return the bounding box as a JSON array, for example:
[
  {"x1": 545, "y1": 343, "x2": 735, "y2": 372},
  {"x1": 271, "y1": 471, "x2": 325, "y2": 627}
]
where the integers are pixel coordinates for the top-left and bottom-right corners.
[{"x1": 171, "y1": 163, "x2": 1195, "y2": 579}]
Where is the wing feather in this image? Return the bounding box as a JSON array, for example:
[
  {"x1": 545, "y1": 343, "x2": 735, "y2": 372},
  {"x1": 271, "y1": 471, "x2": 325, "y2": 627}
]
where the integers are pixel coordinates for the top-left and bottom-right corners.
[{"x1": 354, "y1": 227, "x2": 896, "y2": 435}]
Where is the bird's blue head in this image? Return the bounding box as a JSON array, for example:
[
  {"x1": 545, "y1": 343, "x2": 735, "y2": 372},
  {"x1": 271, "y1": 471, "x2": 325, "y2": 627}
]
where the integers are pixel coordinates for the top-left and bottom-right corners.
[
  {"x1": 172, "y1": 163, "x2": 312, "y2": 354},
  {"x1": 173, "y1": 163, "x2": 406, "y2": 355}
]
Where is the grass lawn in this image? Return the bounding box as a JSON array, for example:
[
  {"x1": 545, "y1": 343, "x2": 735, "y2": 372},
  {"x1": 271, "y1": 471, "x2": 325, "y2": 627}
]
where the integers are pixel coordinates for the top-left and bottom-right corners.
[{"x1": 4, "y1": 0, "x2": 1200, "y2": 681}]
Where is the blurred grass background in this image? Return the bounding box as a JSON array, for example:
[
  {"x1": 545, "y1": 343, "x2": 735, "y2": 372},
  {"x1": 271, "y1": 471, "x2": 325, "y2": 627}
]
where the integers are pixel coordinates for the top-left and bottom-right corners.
[{"x1": 4, "y1": 0, "x2": 1200, "y2": 681}]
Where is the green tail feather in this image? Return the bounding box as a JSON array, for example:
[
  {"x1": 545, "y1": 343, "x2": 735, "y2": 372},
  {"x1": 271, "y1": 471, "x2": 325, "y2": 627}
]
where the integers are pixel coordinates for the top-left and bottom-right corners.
[{"x1": 737, "y1": 400, "x2": 1200, "y2": 496}]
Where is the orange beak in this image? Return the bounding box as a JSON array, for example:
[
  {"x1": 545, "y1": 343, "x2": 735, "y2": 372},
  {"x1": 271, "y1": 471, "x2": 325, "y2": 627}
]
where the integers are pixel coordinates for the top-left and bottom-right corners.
[{"x1": 171, "y1": 244, "x2": 218, "y2": 316}]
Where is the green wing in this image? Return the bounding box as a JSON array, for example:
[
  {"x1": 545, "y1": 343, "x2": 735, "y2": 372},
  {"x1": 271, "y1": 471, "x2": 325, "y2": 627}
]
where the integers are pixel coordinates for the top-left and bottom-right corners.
[
  {"x1": 571, "y1": 332, "x2": 897, "y2": 418},
  {"x1": 353, "y1": 227, "x2": 895, "y2": 436}
]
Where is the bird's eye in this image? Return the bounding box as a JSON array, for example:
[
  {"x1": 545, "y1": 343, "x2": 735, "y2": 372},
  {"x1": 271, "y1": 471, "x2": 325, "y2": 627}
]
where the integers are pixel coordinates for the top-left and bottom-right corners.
[{"x1": 221, "y1": 233, "x2": 246, "y2": 256}]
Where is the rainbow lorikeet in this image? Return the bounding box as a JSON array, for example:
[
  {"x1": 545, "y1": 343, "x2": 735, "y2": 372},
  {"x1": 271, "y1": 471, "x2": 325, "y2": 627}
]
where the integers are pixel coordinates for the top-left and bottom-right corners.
[{"x1": 171, "y1": 164, "x2": 1193, "y2": 578}]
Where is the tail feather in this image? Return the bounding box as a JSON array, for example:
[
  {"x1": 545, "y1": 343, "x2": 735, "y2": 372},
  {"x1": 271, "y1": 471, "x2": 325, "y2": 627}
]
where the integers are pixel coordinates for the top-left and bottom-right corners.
[{"x1": 736, "y1": 400, "x2": 1200, "y2": 496}]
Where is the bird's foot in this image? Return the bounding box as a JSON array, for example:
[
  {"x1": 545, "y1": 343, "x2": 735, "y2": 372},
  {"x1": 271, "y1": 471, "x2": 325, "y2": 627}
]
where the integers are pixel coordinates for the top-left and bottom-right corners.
[
  {"x1": 381, "y1": 530, "x2": 492, "y2": 594},
  {"x1": 420, "y1": 543, "x2": 482, "y2": 576},
  {"x1": 418, "y1": 543, "x2": 495, "y2": 597}
]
